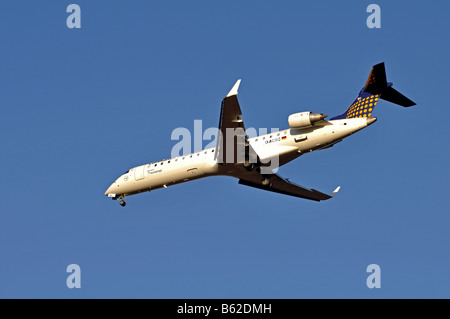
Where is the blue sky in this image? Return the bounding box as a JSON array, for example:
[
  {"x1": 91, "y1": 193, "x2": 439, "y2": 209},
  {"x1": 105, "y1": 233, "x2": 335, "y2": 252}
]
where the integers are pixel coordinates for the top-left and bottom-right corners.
[{"x1": 0, "y1": 0, "x2": 449, "y2": 298}]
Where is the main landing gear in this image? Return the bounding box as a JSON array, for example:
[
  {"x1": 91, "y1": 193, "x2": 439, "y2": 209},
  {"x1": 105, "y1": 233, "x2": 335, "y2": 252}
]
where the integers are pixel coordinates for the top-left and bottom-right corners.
[
  {"x1": 262, "y1": 176, "x2": 272, "y2": 187},
  {"x1": 243, "y1": 160, "x2": 255, "y2": 171},
  {"x1": 120, "y1": 200, "x2": 126, "y2": 207}
]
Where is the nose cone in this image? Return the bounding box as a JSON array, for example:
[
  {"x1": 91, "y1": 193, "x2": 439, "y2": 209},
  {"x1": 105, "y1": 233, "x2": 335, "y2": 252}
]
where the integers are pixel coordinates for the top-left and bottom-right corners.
[
  {"x1": 104, "y1": 183, "x2": 115, "y2": 196},
  {"x1": 366, "y1": 117, "x2": 377, "y2": 126}
]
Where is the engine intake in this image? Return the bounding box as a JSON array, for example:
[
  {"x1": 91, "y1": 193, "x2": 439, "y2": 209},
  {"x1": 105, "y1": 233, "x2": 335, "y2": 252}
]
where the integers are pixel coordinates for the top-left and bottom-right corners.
[{"x1": 288, "y1": 112, "x2": 327, "y2": 129}]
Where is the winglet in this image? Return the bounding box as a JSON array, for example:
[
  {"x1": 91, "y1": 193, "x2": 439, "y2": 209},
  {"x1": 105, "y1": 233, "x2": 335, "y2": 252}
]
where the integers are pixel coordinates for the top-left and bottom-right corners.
[
  {"x1": 226, "y1": 79, "x2": 242, "y2": 97},
  {"x1": 331, "y1": 186, "x2": 341, "y2": 198}
]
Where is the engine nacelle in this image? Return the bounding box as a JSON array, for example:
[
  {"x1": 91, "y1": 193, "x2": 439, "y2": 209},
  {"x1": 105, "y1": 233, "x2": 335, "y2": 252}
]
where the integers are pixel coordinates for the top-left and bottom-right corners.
[{"x1": 288, "y1": 112, "x2": 327, "y2": 129}]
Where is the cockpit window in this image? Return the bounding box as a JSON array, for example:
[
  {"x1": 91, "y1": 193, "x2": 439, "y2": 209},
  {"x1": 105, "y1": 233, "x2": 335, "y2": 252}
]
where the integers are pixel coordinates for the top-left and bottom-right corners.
[{"x1": 123, "y1": 170, "x2": 129, "y2": 175}]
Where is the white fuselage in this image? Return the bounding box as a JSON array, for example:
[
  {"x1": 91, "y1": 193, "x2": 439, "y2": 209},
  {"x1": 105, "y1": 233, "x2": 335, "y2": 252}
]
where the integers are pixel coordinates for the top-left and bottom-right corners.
[{"x1": 104, "y1": 117, "x2": 375, "y2": 198}]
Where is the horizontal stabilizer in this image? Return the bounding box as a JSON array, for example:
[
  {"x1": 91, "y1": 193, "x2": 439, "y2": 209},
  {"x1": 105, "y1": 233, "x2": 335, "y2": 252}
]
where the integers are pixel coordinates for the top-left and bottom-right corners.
[{"x1": 380, "y1": 86, "x2": 416, "y2": 107}]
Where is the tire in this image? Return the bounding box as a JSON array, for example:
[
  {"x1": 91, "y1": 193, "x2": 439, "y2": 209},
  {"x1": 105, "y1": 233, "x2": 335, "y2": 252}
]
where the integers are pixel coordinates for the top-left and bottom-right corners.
[{"x1": 244, "y1": 161, "x2": 254, "y2": 171}]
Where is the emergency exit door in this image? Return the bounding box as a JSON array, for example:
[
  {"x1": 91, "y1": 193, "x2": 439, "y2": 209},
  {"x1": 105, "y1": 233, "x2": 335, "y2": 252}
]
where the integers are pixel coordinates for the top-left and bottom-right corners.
[{"x1": 135, "y1": 166, "x2": 144, "y2": 180}]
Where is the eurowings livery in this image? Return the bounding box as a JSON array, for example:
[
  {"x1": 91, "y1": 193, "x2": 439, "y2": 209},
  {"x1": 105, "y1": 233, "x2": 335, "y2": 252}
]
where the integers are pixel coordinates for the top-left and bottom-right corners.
[{"x1": 105, "y1": 63, "x2": 415, "y2": 206}]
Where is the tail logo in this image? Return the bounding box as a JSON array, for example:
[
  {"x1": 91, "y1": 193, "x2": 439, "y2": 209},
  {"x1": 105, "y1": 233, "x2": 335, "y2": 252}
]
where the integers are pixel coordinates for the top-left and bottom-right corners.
[
  {"x1": 330, "y1": 63, "x2": 415, "y2": 121},
  {"x1": 366, "y1": 73, "x2": 376, "y2": 87},
  {"x1": 346, "y1": 94, "x2": 379, "y2": 119}
]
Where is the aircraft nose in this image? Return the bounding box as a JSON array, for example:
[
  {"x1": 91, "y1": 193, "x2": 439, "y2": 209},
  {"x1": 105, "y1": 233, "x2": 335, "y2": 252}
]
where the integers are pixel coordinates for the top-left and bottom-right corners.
[{"x1": 104, "y1": 183, "x2": 115, "y2": 196}]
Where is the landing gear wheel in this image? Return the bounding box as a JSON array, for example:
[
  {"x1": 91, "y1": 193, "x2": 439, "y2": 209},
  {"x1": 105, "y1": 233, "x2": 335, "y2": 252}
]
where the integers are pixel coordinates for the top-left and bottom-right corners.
[
  {"x1": 243, "y1": 160, "x2": 254, "y2": 171},
  {"x1": 120, "y1": 200, "x2": 126, "y2": 207},
  {"x1": 262, "y1": 177, "x2": 271, "y2": 187}
]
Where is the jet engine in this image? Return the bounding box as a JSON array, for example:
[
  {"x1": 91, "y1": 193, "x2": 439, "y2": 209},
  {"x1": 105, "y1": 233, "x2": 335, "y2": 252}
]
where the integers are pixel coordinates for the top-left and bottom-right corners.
[{"x1": 288, "y1": 112, "x2": 327, "y2": 129}]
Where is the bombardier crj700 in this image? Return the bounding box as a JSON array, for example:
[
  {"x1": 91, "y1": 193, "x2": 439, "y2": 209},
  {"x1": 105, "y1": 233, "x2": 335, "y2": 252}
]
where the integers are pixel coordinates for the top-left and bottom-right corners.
[{"x1": 105, "y1": 63, "x2": 415, "y2": 206}]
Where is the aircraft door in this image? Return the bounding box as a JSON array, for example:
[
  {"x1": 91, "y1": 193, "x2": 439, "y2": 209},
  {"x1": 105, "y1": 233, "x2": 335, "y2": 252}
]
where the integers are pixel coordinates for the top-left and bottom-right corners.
[{"x1": 135, "y1": 166, "x2": 144, "y2": 180}]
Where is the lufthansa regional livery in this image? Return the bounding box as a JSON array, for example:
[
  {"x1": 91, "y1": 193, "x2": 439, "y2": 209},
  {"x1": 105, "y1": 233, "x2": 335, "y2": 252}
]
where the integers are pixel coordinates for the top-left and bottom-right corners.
[{"x1": 105, "y1": 63, "x2": 415, "y2": 206}]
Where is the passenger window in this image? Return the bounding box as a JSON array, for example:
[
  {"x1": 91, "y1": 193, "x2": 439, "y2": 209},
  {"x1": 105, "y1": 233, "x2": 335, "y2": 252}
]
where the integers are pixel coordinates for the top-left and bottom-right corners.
[
  {"x1": 212, "y1": 149, "x2": 214, "y2": 152},
  {"x1": 168, "y1": 161, "x2": 170, "y2": 163}
]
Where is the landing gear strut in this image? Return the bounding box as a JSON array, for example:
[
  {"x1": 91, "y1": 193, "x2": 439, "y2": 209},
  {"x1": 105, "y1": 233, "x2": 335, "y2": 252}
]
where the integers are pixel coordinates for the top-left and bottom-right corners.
[{"x1": 117, "y1": 195, "x2": 126, "y2": 207}]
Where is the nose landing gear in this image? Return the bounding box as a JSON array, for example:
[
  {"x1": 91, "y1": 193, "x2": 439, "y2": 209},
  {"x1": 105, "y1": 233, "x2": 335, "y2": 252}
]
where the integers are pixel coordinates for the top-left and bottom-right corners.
[{"x1": 116, "y1": 195, "x2": 127, "y2": 207}]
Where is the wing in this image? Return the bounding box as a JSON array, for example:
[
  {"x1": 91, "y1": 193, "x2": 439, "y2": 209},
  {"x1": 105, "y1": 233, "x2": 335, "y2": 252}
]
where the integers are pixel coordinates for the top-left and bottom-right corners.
[
  {"x1": 216, "y1": 80, "x2": 339, "y2": 201},
  {"x1": 215, "y1": 80, "x2": 258, "y2": 164},
  {"x1": 238, "y1": 172, "x2": 340, "y2": 202}
]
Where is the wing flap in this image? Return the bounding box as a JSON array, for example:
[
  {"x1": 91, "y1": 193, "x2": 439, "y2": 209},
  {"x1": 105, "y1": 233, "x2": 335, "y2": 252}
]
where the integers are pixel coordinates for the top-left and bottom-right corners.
[{"x1": 238, "y1": 173, "x2": 338, "y2": 202}]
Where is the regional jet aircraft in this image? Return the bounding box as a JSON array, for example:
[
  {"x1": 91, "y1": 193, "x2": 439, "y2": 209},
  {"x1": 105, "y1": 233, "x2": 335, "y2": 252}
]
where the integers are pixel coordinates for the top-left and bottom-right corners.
[{"x1": 105, "y1": 63, "x2": 415, "y2": 206}]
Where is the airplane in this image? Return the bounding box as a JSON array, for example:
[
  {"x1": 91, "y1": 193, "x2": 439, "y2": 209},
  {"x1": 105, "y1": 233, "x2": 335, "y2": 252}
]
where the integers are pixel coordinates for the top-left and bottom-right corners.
[{"x1": 105, "y1": 62, "x2": 415, "y2": 207}]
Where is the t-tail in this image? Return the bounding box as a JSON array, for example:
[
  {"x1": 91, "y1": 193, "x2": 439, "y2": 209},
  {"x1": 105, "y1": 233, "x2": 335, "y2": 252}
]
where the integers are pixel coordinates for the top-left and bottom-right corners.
[{"x1": 331, "y1": 62, "x2": 416, "y2": 120}]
